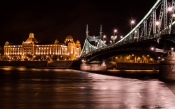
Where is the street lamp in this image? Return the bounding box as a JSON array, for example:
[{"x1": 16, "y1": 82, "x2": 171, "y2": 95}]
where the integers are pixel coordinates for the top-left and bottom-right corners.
[
  {"x1": 156, "y1": 21, "x2": 160, "y2": 33},
  {"x1": 103, "y1": 35, "x2": 106, "y2": 44},
  {"x1": 111, "y1": 36, "x2": 117, "y2": 44},
  {"x1": 130, "y1": 20, "x2": 135, "y2": 30},
  {"x1": 111, "y1": 29, "x2": 117, "y2": 44},
  {"x1": 110, "y1": 29, "x2": 117, "y2": 62},
  {"x1": 114, "y1": 29, "x2": 117, "y2": 34},
  {"x1": 156, "y1": 21, "x2": 160, "y2": 25},
  {"x1": 110, "y1": 40, "x2": 112, "y2": 44},
  {"x1": 172, "y1": 13, "x2": 175, "y2": 18},
  {"x1": 130, "y1": 20, "x2": 135, "y2": 42},
  {"x1": 167, "y1": 6, "x2": 175, "y2": 33},
  {"x1": 168, "y1": 6, "x2": 173, "y2": 12}
]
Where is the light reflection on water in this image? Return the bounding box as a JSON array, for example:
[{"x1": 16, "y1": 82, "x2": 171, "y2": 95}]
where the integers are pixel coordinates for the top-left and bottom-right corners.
[{"x1": 0, "y1": 66, "x2": 175, "y2": 109}]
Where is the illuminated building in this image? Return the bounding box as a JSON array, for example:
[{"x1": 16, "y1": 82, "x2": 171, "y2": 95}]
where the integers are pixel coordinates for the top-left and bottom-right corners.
[
  {"x1": 3, "y1": 33, "x2": 81, "y2": 61},
  {"x1": 0, "y1": 46, "x2": 3, "y2": 60}
]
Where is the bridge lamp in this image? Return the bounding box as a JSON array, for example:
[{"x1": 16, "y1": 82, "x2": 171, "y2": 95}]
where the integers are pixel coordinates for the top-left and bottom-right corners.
[
  {"x1": 82, "y1": 59, "x2": 86, "y2": 63},
  {"x1": 114, "y1": 29, "x2": 117, "y2": 34},
  {"x1": 111, "y1": 35, "x2": 117, "y2": 44},
  {"x1": 130, "y1": 20, "x2": 135, "y2": 30},
  {"x1": 120, "y1": 35, "x2": 123, "y2": 39},
  {"x1": 155, "y1": 21, "x2": 160, "y2": 26},
  {"x1": 167, "y1": 7, "x2": 174, "y2": 31},
  {"x1": 156, "y1": 21, "x2": 160, "y2": 32},
  {"x1": 172, "y1": 14, "x2": 175, "y2": 18},
  {"x1": 133, "y1": 30, "x2": 138, "y2": 40},
  {"x1": 171, "y1": 47, "x2": 174, "y2": 51},
  {"x1": 103, "y1": 35, "x2": 106, "y2": 39},
  {"x1": 168, "y1": 6, "x2": 173, "y2": 12},
  {"x1": 150, "y1": 47, "x2": 155, "y2": 51},
  {"x1": 110, "y1": 40, "x2": 112, "y2": 44},
  {"x1": 103, "y1": 35, "x2": 106, "y2": 43}
]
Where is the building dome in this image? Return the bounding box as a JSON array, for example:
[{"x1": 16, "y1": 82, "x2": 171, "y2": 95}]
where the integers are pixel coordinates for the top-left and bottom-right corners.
[
  {"x1": 25, "y1": 33, "x2": 38, "y2": 43},
  {"x1": 65, "y1": 35, "x2": 73, "y2": 39},
  {"x1": 76, "y1": 40, "x2": 80, "y2": 44},
  {"x1": 5, "y1": 41, "x2": 9, "y2": 46},
  {"x1": 64, "y1": 35, "x2": 74, "y2": 45}
]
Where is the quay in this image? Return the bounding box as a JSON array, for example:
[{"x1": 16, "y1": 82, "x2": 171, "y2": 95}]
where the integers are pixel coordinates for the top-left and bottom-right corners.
[
  {"x1": 0, "y1": 60, "x2": 159, "y2": 70},
  {"x1": 0, "y1": 60, "x2": 175, "y2": 82},
  {"x1": 0, "y1": 60, "x2": 73, "y2": 69},
  {"x1": 0, "y1": 60, "x2": 160, "y2": 79}
]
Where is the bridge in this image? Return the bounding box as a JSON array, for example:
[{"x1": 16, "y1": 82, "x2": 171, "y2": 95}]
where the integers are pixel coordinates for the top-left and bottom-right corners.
[{"x1": 71, "y1": 0, "x2": 175, "y2": 81}]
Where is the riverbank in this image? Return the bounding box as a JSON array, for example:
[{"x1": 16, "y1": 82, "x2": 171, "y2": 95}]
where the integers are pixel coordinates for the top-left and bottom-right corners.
[
  {"x1": 110, "y1": 62, "x2": 159, "y2": 70},
  {"x1": 0, "y1": 61, "x2": 164, "y2": 82},
  {"x1": 86, "y1": 69, "x2": 159, "y2": 80},
  {"x1": 0, "y1": 61, "x2": 73, "y2": 68},
  {"x1": 0, "y1": 61, "x2": 159, "y2": 70}
]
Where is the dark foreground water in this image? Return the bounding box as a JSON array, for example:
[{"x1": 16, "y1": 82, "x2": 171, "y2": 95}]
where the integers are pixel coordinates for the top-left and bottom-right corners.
[{"x1": 0, "y1": 66, "x2": 175, "y2": 109}]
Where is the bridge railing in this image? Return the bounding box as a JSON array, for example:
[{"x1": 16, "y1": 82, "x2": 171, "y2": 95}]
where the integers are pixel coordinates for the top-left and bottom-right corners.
[
  {"x1": 115, "y1": 0, "x2": 175, "y2": 46},
  {"x1": 116, "y1": 26, "x2": 173, "y2": 46}
]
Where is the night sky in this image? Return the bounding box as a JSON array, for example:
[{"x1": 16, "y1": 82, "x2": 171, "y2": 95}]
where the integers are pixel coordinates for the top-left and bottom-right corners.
[{"x1": 0, "y1": 0, "x2": 156, "y2": 46}]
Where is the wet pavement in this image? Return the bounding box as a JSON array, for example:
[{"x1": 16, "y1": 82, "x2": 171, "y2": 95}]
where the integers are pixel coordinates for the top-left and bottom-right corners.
[{"x1": 0, "y1": 67, "x2": 175, "y2": 109}]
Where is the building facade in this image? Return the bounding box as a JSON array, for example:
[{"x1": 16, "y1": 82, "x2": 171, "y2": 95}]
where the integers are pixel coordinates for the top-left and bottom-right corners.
[
  {"x1": 3, "y1": 33, "x2": 81, "y2": 61},
  {"x1": 0, "y1": 46, "x2": 3, "y2": 60}
]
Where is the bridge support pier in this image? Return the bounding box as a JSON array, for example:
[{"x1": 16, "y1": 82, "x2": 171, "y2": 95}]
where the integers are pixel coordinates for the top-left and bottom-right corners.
[{"x1": 159, "y1": 52, "x2": 175, "y2": 82}]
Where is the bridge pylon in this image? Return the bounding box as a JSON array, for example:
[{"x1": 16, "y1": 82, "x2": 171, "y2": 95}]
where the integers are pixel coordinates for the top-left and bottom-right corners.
[
  {"x1": 159, "y1": 50, "x2": 175, "y2": 82},
  {"x1": 80, "y1": 24, "x2": 107, "y2": 57}
]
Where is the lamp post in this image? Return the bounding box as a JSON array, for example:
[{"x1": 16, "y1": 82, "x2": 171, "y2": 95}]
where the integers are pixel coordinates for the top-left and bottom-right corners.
[
  {"x1": 111, "y1": 36, "x2": 117, "y2": 44},
  {"x1": 130, "y1": 20, "x2": 135, "y2": 30},
  {"x1": 110, "y1": 29, "x2": 117, "y2": 62},
  {"x1": 168, "y1": 6, "x2": 173, "y2": 32},
  {"x1": 168, "y1": 6, "x2": 173, "y2": 12},
  {"x1": 111, "y1": 29, "x2": 117, "y2": 44},
  {"x1": 130, "y1": 20, "x2": 135, "y2": 42},
  {"x1": 167, "y1": 6, "x2": 175, "y2": 33},
  {"x1": 103, "y1": 35, "x2": 106, "y2": 44},
  {"x1": 172, "y1": 13, "x2": 175, "y2": 30},
  {"x1": 156, "y1": 21, "x2": 160, "y2": 33}
]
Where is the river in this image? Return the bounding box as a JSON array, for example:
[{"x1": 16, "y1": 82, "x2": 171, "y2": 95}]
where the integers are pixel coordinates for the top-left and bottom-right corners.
[{"x1": 0, "y1": 66, "x2": 175, "y2": 109}]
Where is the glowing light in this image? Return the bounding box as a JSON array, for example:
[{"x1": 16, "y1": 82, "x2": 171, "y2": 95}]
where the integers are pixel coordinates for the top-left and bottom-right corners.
[
  {"x1": 168, "y1": 7, "x2": 173, "y2": 12},
  {"x1": 156, "y1": 21, "x2": 160, "y2": 26},
  {"x1": 103, "y1": 35, "x2": 106, "y2": 39},
  {"x1": 172, "y1": 14, "x2": 175, "y2": 18},
  {"x1": 130, "y1": 20, "x2": 135, "y2": 25},
  {"x1": 171, "y1": 47, "x2": 174, "y2": 51},
  {"x1": 130, "y1": 19, "x2": 135, "y2": 30},
  {"x1": 150, "y1": 47, "x2": 155, "y2": 51},
  {"x1": 114, "y1": 29, "x2": 117, "y2": 33}
]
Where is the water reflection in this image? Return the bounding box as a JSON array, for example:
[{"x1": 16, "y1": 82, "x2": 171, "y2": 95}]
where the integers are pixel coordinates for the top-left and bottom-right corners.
[{"x1": 0, "y1": 66, "x2": 175, "y2": 109}]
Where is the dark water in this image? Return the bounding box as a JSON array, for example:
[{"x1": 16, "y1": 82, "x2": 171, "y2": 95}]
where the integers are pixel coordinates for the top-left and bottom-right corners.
[{"x1": 0, "y1": 66, "x2": 175, "y2": 109}]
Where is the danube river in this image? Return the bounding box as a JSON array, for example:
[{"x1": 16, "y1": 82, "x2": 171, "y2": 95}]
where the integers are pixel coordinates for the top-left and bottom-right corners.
[{"x1": 0, "y1": 66, "x2": 175, "y2": 109}]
